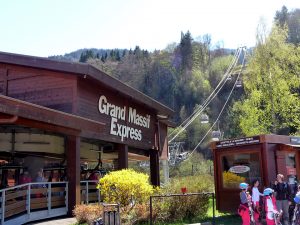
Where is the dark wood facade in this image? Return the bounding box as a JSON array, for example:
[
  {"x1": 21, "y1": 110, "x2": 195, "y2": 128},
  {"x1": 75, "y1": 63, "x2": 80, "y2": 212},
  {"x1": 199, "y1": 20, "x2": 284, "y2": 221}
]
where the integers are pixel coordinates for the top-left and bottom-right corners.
[
  {"x1": 211, "y1": 134, "x2": 300, "y2": 212},
  {"x1": 0, "y1": 51, "x2": 174, "y2": 214}
]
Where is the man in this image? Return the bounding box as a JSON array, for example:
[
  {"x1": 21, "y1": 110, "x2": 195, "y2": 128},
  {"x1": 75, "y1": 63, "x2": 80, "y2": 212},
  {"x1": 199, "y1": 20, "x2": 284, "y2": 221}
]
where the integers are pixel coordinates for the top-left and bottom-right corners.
[{"x1": 273, "y1": 174, "x2": 291, "y2": 225}]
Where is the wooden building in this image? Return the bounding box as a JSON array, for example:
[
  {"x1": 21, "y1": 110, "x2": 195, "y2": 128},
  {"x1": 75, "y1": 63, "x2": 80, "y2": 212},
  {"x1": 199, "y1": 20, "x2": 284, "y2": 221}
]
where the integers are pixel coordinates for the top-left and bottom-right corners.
[
  {"x1": 0, "y1": 51, "x2": 174, "y2": 216},
  {"x1": 211, "y1": 134, "x2": 300, "y2": 212}
]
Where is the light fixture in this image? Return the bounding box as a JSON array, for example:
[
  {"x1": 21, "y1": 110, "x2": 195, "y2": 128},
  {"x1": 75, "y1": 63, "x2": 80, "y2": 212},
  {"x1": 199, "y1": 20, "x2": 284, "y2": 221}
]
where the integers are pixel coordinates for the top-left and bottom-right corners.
[{"x1": 157, "y1": 114, "x2": 168, "y2": 120}]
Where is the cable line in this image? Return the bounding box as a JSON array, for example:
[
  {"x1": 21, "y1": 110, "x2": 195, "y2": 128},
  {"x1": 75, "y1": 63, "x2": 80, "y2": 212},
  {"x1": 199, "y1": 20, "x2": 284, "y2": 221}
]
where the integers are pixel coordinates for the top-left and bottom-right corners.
[
  {"x1": 168, "y1": 47, "x2": 245, "y2": 143},
  {"x1": 168, "y1": 48, "x2": 241, "y2": 138},
  {"x1": 187, "y1": 47, "x2": 247, "y2": 157}
]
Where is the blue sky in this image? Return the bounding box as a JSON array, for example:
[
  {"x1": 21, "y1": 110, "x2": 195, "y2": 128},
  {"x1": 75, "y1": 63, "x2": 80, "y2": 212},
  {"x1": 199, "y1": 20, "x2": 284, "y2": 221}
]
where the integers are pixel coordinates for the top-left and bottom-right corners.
[{"x1": 0, "y1": 0, "x2": 299, "y2": 57}]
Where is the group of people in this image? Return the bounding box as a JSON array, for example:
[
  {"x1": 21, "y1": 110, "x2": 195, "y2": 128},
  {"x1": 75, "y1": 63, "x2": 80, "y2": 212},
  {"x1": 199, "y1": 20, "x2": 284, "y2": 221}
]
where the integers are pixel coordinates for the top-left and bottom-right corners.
[
  {"x1": 19, "y1": 168, "x2": 67, "y2": 186},
  {"x1": 238, "y1": 174, "x2": 300, "y2": 225}
]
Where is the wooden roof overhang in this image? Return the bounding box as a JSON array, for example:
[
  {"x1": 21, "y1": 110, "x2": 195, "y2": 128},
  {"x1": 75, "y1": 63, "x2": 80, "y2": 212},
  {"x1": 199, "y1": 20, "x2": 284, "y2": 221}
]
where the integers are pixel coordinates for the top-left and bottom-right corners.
[
  {"x1": 0, "y1": 51, "x2": 174, "y2": 119},
  {"x1": 0, "y1": 95, "x2": 105, "y2": 136}
]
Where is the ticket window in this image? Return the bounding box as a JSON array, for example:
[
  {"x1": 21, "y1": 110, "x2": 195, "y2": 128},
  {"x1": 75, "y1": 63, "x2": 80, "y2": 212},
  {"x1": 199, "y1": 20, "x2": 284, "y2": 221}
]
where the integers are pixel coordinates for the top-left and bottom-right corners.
[
  {"x1": 221, "y1": 152, "x2": 262, "y2": 189},
  {"x1": 285, "y1": 152, "x2": 298, "y2": 196}
]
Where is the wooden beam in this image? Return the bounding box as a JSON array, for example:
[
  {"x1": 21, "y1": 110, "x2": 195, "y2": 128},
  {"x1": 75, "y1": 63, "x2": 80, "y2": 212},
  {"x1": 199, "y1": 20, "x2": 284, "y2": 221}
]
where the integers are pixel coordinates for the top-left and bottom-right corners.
[
  {"x1": 117, "y1": 144, "x2": 128, "y2": 169},
  {"x1": 66, "y1": 135, "x2": 80, "y2": 215},
  {"x1": 149, "y1": 149, "x2": 160, "y2": 186}
]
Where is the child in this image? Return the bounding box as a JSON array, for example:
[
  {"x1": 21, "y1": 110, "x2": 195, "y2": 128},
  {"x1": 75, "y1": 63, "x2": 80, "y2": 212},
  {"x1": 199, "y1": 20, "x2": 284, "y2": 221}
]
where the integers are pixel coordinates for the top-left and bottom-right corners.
[
  {"x1": 238, "y1": 182, "x2": 251, "y2": 225},
  {"x1": 264, "y1": 188, "x2": 279, "y2": 225},
  {"x1": 252, "y1": 179, "x2": 263, "y2": 224}
]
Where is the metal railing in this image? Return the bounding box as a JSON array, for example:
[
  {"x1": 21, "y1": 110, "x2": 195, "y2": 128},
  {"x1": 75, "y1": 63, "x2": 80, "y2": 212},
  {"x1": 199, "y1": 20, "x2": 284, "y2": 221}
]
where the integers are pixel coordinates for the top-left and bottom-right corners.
[
  {"x1": 0, "y1": 181, "x2": 68, "y2": 225},
  {"x1": 80, "y1": 180, "x2": 101, "y2": 204}
]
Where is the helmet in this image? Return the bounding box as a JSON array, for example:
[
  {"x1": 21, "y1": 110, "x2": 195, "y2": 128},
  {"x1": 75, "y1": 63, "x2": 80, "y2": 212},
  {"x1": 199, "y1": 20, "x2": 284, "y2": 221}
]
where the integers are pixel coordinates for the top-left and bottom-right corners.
[
  {"x1": 294, "y1": 193, "x2": 300, "y2": 204},
  {"x1": 263, "y1": 188, "x2": 274, "y2": 196},
  {"x1": 239, "y1": 182, "x2": 249, "y2": 190}
]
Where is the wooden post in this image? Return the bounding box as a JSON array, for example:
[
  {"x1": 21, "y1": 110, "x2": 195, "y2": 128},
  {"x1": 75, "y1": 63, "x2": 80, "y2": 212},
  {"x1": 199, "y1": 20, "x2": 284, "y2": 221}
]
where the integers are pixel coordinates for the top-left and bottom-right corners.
[
  {"x1": 117, "y1": 144, "x2": 128, "y2": 170},
  {"x1": 66, "y1": 135, "x2": 80, "y2": 215},
  {"x1": 150, "y1": 149, "x2": 160, "y2": 186}
]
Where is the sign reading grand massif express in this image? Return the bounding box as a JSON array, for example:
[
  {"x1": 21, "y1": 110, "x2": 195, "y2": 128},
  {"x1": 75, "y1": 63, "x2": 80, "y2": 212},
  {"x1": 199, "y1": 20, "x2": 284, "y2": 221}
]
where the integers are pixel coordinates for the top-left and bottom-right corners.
[
  {"x1": 216, "y1": 136, "x2": 260, "y2": 148},
  {"x1": 98, "y1": 95, "x2": 151, "y2": 142}
]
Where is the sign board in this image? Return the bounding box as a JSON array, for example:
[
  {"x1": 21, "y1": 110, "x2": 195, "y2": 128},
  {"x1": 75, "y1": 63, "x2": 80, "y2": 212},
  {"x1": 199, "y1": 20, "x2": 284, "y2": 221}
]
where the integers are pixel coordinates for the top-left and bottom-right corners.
[
  {"x1": 229, "y1": 165, "x2": 250, "y2": 174},
  {"x1": 290, "y1": 137, "x2": 300, "y2": 145},
  {"x1": 215, "y1": 136, "x2": 260, "y2": 149},
  {"x1": 98, "y1": 95, "x2": 151, "y2": 142}
]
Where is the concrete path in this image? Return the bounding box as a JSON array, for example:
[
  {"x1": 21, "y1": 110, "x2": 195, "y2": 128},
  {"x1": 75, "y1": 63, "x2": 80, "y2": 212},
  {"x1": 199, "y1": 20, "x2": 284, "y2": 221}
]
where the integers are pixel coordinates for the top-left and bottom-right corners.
[{"x1": 26, "y1": 217, "x2": 77, "y2": 225}]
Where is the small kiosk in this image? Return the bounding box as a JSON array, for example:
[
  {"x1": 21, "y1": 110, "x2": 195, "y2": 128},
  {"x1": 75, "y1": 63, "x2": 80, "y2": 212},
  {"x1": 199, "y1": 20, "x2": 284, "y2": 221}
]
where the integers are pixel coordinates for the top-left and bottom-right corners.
[{"x1": 211, "y1": 134, "x2": 300, "y2": 212}]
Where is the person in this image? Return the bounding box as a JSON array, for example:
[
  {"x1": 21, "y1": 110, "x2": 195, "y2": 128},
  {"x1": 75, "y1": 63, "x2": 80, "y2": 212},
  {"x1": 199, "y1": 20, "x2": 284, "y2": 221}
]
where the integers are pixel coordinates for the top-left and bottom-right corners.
[
  {"x1": 264, "y1": 188, "x2": 279, "y2": 225},
  {"x1": 273, "y1": 174, "x2": 291, "y2": 225},
  {"x1": 292, "y1": 193, "x2": 300, "y2": 225},
  {"x1": 34, "y1": 169, "x2": 45, "y2": 197},
  {"x1": 35, "y1": 169, "x2": 45, "y2": 184},
  {"x1": 19, "y1": 171, "x2": 32, "y2": 185},
  {"x1": 238, "y1": 182, "x2": 251, "y2": 225},
  {"x1": 252, "y1": 179, "x2": 263, "y2": 224},
  {"x1": 88, "y1": 171, "x2": 99, "y2": 185}
]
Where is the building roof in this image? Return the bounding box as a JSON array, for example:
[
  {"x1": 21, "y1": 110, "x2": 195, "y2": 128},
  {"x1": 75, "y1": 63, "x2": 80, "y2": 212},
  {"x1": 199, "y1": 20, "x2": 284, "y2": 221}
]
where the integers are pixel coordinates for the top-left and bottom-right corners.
[
  {"x1": 0, "y1": 51, "x2": 174, "y2": 117},
  {"x1": 0, "y1": 94, "x2": 105, "y2": 136}
]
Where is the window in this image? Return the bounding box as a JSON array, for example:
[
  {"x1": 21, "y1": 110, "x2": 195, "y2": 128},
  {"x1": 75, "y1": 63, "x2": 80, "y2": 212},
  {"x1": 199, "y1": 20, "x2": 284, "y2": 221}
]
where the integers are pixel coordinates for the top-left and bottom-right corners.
[
  {"x1": 221, "y1": 152, "x2": 261, "y2": 189},
  {"x1": 285, "y1": 152, "x2": 297, "y2": 183}
]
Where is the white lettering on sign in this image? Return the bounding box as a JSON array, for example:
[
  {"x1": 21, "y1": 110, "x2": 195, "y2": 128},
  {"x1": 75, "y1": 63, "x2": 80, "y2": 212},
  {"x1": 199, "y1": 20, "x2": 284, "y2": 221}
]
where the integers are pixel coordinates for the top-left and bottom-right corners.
[{"x1": 98, "y1": 95, "x2": 150, "y2": 142}]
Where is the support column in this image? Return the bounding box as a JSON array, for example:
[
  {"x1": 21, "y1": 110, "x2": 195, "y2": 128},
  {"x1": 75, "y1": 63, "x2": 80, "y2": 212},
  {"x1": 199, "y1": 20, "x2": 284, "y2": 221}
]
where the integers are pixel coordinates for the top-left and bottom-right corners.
[
  {"x1": 117, "y1": 144, "x2": 128, "y2": 170},
  {"x1": 66, "y1": 135, "x2": 80, "y2": 215},
  {"x1": 150, "y1": 149, "x2": 160, "y2": 186},
  {"x1": 162, "y1": 159, "x2": 169, "y2": 184}
]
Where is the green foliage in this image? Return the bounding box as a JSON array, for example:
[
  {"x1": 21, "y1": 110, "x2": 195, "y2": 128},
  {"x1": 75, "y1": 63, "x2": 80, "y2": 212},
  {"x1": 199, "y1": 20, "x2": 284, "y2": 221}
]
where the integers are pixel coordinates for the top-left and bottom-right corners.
[
  {"x1": 169, "y1": 152, "x2": 214, "y2": 181},
  {"x1": 79, "y1": 50, "x2": 95, "y2": 62},
  {"x1": 151, "y1": 174, "x2": 213, "y2": 223},
  {"x1": 232, "y1": 26, "x2": 300, "y2": 136},
  {"x1": 98, "y1": 169, "x2": 155, "y2": 208},
  {"x1": 275, "y1": 6, "x2": 300, "y2": 44}
]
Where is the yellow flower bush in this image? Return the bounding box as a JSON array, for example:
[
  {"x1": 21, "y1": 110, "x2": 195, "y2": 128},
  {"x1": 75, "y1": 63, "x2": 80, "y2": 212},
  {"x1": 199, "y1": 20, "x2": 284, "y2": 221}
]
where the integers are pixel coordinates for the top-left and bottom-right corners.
[
  {"x1": 98, "y1": 169, "x2": 155, "y2": 208},
  {"x1": 222, "y1": 171, "x2": 245, "y2": 188}
]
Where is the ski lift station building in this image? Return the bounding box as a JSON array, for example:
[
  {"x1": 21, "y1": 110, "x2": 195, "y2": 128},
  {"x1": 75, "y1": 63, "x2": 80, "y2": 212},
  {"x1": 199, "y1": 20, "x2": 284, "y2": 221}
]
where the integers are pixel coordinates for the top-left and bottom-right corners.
[
  {"x1": 211, "y1": 134, "x2": 300, "y2": 212},
  {"x1": 0, "y1": 51, "x2": 173, "y2": 224}
]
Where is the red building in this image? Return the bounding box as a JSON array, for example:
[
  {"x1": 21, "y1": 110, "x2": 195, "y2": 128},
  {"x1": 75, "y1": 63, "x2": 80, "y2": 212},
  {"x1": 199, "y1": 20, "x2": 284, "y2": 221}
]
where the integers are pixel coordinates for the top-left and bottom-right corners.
[
  {"x1": 0, "y1": 51, "x2": 173, "y2": 224},
  {"x1": 211, "y1": 134, "x2": 300, "y2": 212}
]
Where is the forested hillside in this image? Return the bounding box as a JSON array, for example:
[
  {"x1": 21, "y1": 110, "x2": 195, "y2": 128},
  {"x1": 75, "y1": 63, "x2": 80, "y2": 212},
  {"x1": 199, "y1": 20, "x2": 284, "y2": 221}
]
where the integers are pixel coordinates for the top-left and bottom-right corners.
[{"x1": 49, "y1": 6, "x2": 300, "y2": 158}]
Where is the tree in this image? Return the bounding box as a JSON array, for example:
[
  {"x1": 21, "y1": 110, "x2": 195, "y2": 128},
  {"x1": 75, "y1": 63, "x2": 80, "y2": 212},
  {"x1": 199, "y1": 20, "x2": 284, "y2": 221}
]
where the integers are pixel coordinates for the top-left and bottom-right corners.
[
  {"x1": 275, "y1": 6, "x2": 300, "y2": 45},
  {"x1": 179, "y1": 31, "x2": 193, "y2": 70},
  {"x1": 275, "y1": 5, "x2": 288, "y2": 28},
  {"x1": 287, "y1": 9, "x2": 300, "y2": 45},
  {"x1": 79, "y1": 50, "x2": 95, "y2": 62},
  {"x1": 232, "y1": 26, "x2": 300, "y2": 136}
]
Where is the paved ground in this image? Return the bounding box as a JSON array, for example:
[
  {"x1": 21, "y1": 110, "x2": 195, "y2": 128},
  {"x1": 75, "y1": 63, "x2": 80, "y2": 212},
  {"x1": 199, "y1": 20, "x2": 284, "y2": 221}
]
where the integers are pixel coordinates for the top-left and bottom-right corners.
[{"x1": 26, "y1": 217, "x2": 77, "y2": 225}]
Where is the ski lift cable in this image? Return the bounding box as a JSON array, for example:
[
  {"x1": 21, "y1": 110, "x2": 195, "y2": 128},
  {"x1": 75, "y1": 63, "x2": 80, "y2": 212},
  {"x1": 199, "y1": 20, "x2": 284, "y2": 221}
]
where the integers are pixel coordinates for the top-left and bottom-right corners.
[
  {"x1": 168, "y1": 47, "x2": 243, "y2": 141},
  {"x1": 168, "y1": 47, "x2": 245, "y2": 143},
  {"x1": 168, "y1": 51, "x2": 241, "y2": 143},
  {"x1": 168, "y1": 47, "x2": 242, "y2": 138},
  {"x1": 187, "y1": 48, "x2": 247, "y2": 157}
]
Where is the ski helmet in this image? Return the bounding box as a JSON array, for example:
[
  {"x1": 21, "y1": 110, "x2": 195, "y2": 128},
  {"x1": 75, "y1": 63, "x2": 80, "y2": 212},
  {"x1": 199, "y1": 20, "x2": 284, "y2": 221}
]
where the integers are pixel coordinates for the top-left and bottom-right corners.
[
  {"x1": 294, "y1": 193, "x2": 300, "y2": 204},
  {"x1": 263, "y1": 188, "x2": 274, "y2": 196},
  {"x1": 239, "y1": 182, "x2": 248, "y2": 190}
]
